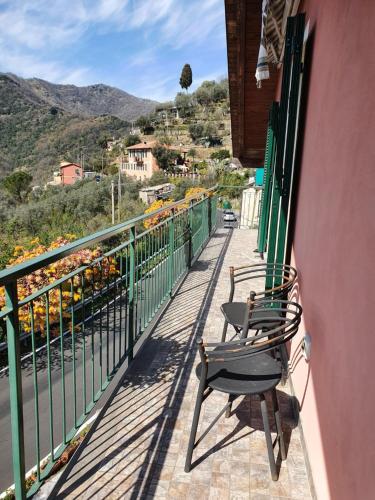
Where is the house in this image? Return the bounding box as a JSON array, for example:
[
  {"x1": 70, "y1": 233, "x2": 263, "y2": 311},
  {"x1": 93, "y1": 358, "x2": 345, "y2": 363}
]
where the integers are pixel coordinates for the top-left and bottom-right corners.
[
  {"x1": 121, "y1": 141, "x2": 160, "y2": 181},
  {"x1": 58, "y1": 162, "x2": 83, "y2": 185},
  {"x1": 138, "y1": 183, "x2": 174, "y2": 205},
  {"x1": 121, "y1": 141, "x2": 188, "y2": 181},
  {"x1": 225, "y1": 1, "x2": 375, "y2": 499},
  {"x1": 47, "y1": 162, "x2": 101, "y2": 187}
]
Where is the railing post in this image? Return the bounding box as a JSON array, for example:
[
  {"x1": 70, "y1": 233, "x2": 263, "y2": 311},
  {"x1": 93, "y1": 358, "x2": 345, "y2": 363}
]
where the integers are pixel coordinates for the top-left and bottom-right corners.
[
  {"x1": 188, "y1": 202, "x2": 193, "y2": 267},
  {"x1": 5, "y1": 281, "x2": 26, "y2": 499},
  {"x1": 128, "y1": 226, "x2": 136, "y2": 362},
  {"x1": 168, "y1": 208, "x2": 175, "y2": 295},
  {"x1": 208, "y1": 196, "x2": 212, "y2": 236}
]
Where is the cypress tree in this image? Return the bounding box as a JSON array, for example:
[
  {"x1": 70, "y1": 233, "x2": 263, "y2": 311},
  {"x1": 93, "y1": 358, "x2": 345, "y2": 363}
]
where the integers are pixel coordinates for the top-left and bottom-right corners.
[{"x1": 179, "y1": 64, "x2": 193, "y2": 92}]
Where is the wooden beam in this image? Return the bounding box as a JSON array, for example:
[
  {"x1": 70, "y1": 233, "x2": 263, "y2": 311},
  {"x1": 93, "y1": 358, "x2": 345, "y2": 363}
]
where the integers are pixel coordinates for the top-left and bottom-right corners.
[
  {"x1": 268, "y1": 41, "x2": 279, "y2": 64},
  {"x1": 269, "y1": 9, "x2": 283, "y2": 44}
]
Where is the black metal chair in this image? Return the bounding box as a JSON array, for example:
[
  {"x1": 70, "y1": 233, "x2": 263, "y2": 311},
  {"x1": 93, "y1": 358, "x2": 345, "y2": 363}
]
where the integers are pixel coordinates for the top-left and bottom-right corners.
[
  {"x1": 221, "y1": 263, "x2": 298, "y2": 342},
  {"x1": 184, "y1": 298, "x2": 302, "y2": 480}
]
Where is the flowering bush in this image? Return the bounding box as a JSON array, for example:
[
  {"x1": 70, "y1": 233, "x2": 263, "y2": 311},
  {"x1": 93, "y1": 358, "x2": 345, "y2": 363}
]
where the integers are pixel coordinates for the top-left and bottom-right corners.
[
  {"x1": 0, "y1": 236, "x2": 117, "y2": 337},
  {"x1": 143, "y1": 188, "x2": 210, "y2": 230},
  {"x1": 184, "y1": 187, "x2": 209, "y2": 199},
  {"x1": 143, "y1": 199, "x2": 174, "y2": 229}
]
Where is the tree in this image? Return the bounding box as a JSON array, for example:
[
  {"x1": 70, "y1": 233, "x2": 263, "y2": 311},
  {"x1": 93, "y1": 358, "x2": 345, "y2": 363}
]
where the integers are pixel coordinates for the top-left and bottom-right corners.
[
  {"x1": 189, "y1": 123, "x2": 205, "y2": 142},
  {"x1": 124, "y1": 134, "x2": 141, "y2": 147},
  {"x1": 171, "y1": 178, "x2": 195, "y2": 201},
  {"x1": 148, "y1": 171, "x2": 168, "y2": 186},
  {"x1": 179, "y1": 64, "x2": 193, "y2": 92},
  {"x1": 175, "y1": 92, "x2": 193, "y2": 117},
  {"x1": 152, "y1": 145, "x2": 179, "y2": 173},
  {"x1": 1, "y1": 171, "x2": 33, "y2": 202},
  {"x1": 135, "y1": 116, "x2": 154, "y2": 135},
  {"x1": 188, "y1": 148, "x2": 197, "y2": 162},
  {"x1": 210, "y1": 149, "x2": 231, "y2": 161},
  {"x1": 204, "y1": 122, "x2": 218, "y2": 140},
  {"x1": 218, "y1": 171, "x2": 247, "y2": 199},
  {"x1": 193, "y1": 79, "x2": 229, "y2": 106},
  {"x1": 98, "y1": 135, "x2": 110, "y2": 150},
  {"x1": 194, "y1": 84, "x2": 212, "y2": 106}
]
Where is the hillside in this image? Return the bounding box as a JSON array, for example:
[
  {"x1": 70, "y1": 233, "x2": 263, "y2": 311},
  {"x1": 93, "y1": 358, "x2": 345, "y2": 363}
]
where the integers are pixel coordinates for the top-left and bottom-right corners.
[
  {"x1": 0, "y1": 74, "x2": 153, "y2": 180},
  {"x1": 2, "y1": 73, "x2": 158, "y2": 121}
]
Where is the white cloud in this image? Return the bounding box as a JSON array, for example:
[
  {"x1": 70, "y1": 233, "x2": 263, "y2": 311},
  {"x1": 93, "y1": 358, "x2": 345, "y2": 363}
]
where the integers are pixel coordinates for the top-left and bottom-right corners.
[
  {"x1": 126, "y1": 73, "x2": 177, "y2": 102},
  {"x1": 0, "y1": 0, "x2": 226, "y2": 95},
  {"x1": 160, "y1": 0, "x2": 224, "y2": 49}
]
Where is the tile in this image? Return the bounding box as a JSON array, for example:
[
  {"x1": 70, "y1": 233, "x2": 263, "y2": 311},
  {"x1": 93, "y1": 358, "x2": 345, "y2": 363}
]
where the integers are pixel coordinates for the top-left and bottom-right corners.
[
  {"x1": 168, "y1": 481, "x2": 190, "y2": 498},
  {"x1": 45, "y1": 229, "x2": 313, "y2": 500}
]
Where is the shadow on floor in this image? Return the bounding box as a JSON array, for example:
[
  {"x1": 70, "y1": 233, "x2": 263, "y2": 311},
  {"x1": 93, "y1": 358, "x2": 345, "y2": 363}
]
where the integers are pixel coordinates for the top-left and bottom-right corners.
[{"x1": 51, "y1": 229, "x2": 233, "y2": 499}]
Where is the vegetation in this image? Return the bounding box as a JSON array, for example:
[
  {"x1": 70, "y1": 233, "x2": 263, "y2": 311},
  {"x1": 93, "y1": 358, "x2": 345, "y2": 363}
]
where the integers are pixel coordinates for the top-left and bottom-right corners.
[
  {"x1": 210, "y1": 149, "x2": 231, "y2": 161},
  {"x1": 189, "y1": 122, "x2": 220, "y2": 145},
  {"x1": 0, "y1": 74, "x2": 135, "y2": 182},
  {"x1": 151, "y1": 145, "x2": 179, "y2": 172},
  {"x1": 194, "y1": 80, "x2": 228, "y2": 106},
  {"x1": 0, "y1": 69, "x2": 236, "y2": 277},
  {"x1": 174, "y1": 92, "x2": 193, "y2": 117},
  {"x1": 171, "y1": 178, "x2": 195, "y2": 200},
  {"x1": 0, "y1": 176, "x2": 145, "y2": 268},
  {"x1": 135, "y1": 115, "x2": 154, "y2": 135},
  {"x1": 148, "y1": 171, "x2": 168, "y2": 186},
  {"x1": 1, "y1": 171, "x2": 33, "y2": 202},
  {"x1": 144, "y1": 186, "x2": 209, "y2": 229},
  {"x1": 217, "y1": 171, "x2": 249, "y2": 199},
  {"x1": 124, "y1": 134, "x2": 141, "y2": 147},
  {"x1": 179, "y1": 64, "x2": 193, "y2": 92},
  {"x1": 0, "y1": 236, "x2": 117, "y2": 337}
]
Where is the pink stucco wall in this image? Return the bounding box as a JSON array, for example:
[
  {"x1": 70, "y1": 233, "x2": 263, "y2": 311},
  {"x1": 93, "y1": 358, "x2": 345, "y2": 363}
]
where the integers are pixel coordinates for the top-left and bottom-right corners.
[
  {"x1": 287, "y1": 0, "x2": 375, "y2": 498},
  {"x1": 61, "y1": 164, "x2": 83, "y2": 185}
]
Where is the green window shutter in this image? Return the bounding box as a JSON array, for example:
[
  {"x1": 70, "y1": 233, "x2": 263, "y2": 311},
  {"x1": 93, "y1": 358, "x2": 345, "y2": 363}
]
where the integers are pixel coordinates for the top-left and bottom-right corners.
[
  {"x1": 257, "y1": 102, "x2": 278, "y2": 257},
  {"x1": 266, "y1": 13, "x2": 305, "y2": 290}
]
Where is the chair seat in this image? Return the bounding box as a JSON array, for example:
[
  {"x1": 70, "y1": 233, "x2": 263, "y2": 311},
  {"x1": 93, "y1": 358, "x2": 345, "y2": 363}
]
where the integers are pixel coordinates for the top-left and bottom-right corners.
[
  {"x1": 221, "y1": 302, "x2": 282, "y2": 330},
  {"x1": 196, "y1": 352, "x2": 282, "y2": 395}
]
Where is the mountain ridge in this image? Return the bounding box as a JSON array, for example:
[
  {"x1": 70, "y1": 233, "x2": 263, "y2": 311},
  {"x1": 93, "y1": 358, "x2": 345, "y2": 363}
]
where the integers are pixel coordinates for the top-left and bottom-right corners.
[
  {"x1": 1, "y1": 73, "x2": 158, "y2": 121},
  {"x1": 0, "y1": 73, "x2": 148, "y2": 180}
]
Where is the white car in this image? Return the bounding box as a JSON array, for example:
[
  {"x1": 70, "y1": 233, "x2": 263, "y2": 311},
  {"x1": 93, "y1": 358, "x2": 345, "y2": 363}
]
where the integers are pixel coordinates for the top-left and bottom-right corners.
[{"x1": 223, "y1": 211, "x2": 236, "y2": 223}]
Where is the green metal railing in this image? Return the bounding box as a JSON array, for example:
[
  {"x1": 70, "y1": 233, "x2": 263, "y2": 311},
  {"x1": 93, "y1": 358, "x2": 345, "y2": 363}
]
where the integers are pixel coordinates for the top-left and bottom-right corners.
[{"x1": 0, "y1": 192, "x2": 217, "y2": 498}]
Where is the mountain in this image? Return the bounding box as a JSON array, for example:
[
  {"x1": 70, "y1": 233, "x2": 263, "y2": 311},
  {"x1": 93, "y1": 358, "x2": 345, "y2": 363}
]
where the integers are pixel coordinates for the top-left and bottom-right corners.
[
  {"x1": 0, "y1": 74, "x2": 158, "y2": 181},
  {"x1": 2, "y1": 73, "x2": 158, "y2": 121}
]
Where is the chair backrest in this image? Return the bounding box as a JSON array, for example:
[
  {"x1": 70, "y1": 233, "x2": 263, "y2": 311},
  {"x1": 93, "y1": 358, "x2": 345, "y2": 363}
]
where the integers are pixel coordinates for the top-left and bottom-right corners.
[
  {"x1": 228, "y1": 263, "x2": 297, "y2": 303},
  {"x1": 200, "y1": 299, "x2": 302, "y2": 364}
]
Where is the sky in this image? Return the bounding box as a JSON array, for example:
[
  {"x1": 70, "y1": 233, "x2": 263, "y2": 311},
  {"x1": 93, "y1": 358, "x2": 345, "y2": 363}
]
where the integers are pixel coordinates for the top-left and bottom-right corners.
[{"x1": 0, "y1": 0, "x2": 228, "y2": 102}]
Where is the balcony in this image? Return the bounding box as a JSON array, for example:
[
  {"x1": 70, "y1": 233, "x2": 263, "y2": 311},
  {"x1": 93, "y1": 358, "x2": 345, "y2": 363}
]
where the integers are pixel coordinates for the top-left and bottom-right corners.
[{"x1": 0, "y1": 193, "x2": 313, "y2": 499}]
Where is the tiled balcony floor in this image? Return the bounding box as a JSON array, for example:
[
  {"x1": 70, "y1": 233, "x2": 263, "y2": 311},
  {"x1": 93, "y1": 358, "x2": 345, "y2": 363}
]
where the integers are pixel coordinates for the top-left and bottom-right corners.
[{"x1": 51, "y1": 228, "x2": 312, "y2": 500}]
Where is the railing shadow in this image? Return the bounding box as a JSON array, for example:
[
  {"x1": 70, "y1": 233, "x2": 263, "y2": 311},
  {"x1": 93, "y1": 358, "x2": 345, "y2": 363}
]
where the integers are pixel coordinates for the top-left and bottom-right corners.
[{"x1": 51, "y1": 228, "x2": 233, "y2": 499}]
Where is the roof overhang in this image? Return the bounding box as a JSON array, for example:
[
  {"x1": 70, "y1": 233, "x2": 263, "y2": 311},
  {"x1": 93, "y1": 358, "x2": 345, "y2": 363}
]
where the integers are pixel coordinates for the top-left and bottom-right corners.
[{"x1": 224, "y1": 0, "x2": 299, "y2": 167}]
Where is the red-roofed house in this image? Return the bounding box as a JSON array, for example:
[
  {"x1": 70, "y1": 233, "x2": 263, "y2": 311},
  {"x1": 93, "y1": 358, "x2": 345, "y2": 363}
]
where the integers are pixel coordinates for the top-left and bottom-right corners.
[
  {"x1": 121, "y1": 141, "x2": 160, "y2": 181},
  {"x1": 121, "y1": 141, "x2": 188, "y2": 180},
  {"x1": 59, "y1": 162, "x2": 83, "y2": 185}
]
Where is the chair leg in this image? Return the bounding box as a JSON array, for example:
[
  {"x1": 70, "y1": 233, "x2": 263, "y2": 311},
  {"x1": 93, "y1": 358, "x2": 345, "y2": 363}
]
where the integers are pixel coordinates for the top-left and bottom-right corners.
[
  {"x1": 260, "y1": 393, "x2": 278, "y2": 481},
  {"x1": 225, "y1": 394, "x2": 235, "y2": 418},
  {"x1": 185, "y1": 379, "x2": 206, "y2": 472},
  {"x1": 221, "y1": 320, "x2": 229, "y2": 342},
  {"x1": 272, "y1": 389, "x2": 286, "y2": 460}
]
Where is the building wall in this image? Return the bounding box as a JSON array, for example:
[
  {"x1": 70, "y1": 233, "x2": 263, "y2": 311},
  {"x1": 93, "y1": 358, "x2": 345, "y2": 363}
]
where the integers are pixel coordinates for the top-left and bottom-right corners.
[
  {"x1": 285, "y1": 1, "x2": 375, "y2": 498},
  {"x1": 122, "y1": 150, "x2": 160, "y2": 181},
  {"x1": 61, "y1": 164, "x2": 83, "y2": 185}
]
